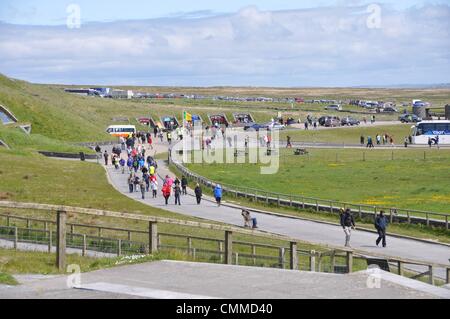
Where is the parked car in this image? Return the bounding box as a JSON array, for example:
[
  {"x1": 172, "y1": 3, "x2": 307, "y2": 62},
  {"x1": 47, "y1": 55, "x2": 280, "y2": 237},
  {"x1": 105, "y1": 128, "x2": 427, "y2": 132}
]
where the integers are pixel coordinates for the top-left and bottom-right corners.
[
  {"x1": 378, "y1": 107, "x2": 398, "y2": 113},
  {"x1": 243, "y1": 123, "x2": 268, "y2": 131},
  {"x1": 399, "y1": 114, "x2": 422, "y2": 123},
  {"x1": 341, "y1": 117, "x2": 360, "y2": 126},
  {"x1": 266, "y1": 122, "x2": 286, "y2": 130},
  {"x1": 324, "y1": 117, "x2": 341, "y2": 127},
  {"x1": 325, "y1": 104, "x2": 342, "y2": 111},
  {"x1": 318, "y1": 116, "x2": 339, "y2": 126}
]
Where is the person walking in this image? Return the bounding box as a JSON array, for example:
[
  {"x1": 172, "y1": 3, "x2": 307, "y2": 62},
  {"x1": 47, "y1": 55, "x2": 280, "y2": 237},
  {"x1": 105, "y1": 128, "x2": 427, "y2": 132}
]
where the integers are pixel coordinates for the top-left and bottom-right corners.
[
  {"x1": 151, "y1": 179, "x2": 158, "y2": 198},
  {"x1": 340, "y1": 208, "x2": 355, "y2": 247},
  {"x1": 119, "y1": 158, "x2": 126, "y2": 174},
  {"x1": 139, "y1": 180, "x2": 146, "y2": 200},
  {"x1": 194, "y1": 183, "x2": 202, "y2": 204},
  {"x1": 103, "y1": 150, "x2": 109, "y2": 166},
  {"x1": 127, "y1": 173, "x2": 134, "y2": 193},
  {"x1": 213, "y1": 184, "x2": 223, "y2": 206},
  {"x1": 162, "y1": 183, "x2": 171, "y2": 205},
  {"x1": 286, "y1": 136, "x2": 292, "y2": 148},
  {"x1": 181, "y1": 176, "x2": 188, "y2": 195},
  {"x1": 404, "y1": 136, "x2": 409, "y2": 148},
  {"x1": 375, "y1": 211, "x2": 389, "y2": 247},
  {"x1": 173, "y1": 183, "x2": 181, "y2": 206},
  {"x1": 366, "y1": 136, "x2": 374, "y2": 148}
]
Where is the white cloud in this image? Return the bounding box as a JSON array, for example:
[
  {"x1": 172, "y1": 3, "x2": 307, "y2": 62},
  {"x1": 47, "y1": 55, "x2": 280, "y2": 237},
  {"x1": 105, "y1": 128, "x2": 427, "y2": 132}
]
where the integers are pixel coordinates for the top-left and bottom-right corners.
[{"x1": 0, "y1": 4, "x2": 449, "y2": 86}]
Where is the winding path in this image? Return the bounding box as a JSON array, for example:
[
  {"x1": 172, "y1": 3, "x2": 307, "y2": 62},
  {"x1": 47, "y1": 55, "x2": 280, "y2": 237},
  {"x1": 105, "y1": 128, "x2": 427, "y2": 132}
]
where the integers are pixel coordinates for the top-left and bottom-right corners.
[{"x1": 101, "y1": 136, "x2": 450, "y2": 279}]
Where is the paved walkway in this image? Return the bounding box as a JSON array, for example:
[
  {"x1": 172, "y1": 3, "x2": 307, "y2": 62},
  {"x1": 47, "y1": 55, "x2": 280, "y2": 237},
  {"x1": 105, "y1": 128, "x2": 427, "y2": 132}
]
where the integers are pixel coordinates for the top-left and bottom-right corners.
[
  {"x1": 102, "y1": 139, "x2": 450, "y2": 279},
  {"x1": 2, "y1": 260, "x2": 449, "y2": 299}
]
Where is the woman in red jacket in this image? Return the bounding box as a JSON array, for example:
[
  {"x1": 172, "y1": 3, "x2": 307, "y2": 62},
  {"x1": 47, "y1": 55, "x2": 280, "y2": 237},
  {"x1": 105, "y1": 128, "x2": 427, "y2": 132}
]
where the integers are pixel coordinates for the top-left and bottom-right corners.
[{"x1": 162, "y1": 183, "x2": 171, "y2": 205}]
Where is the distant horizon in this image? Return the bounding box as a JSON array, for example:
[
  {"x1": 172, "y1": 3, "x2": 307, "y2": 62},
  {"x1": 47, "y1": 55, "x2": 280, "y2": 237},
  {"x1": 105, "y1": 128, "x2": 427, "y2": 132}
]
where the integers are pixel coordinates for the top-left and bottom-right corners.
[{"x1": 1, "y1": 1, "x2": 449, "y2": 87}]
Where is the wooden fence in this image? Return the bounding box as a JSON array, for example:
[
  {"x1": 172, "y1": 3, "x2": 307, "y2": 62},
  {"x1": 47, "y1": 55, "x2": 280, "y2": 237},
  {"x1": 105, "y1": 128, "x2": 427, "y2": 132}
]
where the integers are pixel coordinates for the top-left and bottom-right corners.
[{"x1": 0, "y1": 202, "x2": 449, "y2": 286}]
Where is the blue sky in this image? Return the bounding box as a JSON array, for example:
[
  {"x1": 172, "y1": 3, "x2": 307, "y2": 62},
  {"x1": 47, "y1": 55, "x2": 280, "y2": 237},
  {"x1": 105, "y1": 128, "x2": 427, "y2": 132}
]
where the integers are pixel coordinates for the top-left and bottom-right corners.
[
  {"x1": 2, "y1": 0, "x2": 448, "y2": 25},
  {"x1": 0, "y1": 1, "x2": 449, "y2": 87}
]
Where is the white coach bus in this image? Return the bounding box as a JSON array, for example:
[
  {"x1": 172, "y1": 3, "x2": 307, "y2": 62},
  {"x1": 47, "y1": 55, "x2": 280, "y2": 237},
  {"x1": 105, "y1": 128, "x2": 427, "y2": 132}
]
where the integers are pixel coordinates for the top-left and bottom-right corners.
[
  {"x1": 410, "y1": 120, "x2": 450, "y2": 145},
  {"x1": 106, "y1": 125, "x2": 136, "y2": 138}
]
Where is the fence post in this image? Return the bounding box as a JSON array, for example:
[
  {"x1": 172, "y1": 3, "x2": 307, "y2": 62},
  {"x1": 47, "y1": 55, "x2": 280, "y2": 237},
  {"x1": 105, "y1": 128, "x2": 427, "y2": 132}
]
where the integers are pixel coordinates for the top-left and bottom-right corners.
[
  {"x1": 446, "y1": 215, "x2": 448, "y2": 230},
  {"x1": 277, "y1": 195, "x2": 280, "y2": 206},
  {"x1": 44, "y1": 222, "x2": 48, "y2": 231},
  {"x1": 252, "y1": 245, "x2": 256, "y2": 265},
  {"x1": 148, "y1": 221, "x2": 158, "y2": 254},
  {"x1": 316, "y1": 200, "x2": 319, "y2": 212},
  {"x1": 290, "y1": 242, "x2": 298, "y2": 270},
  {"x1": 117, "y1": 239, "x2": 122, "y2": 257},
  {"x1": 82, "y1": 234, "x2": 86, "y2": 257},
  {"x1": 56, "y1": 210, "x2": 67, "y2": 272},
  {"x1": 48, "y1": 229, "x2": 52, "y2": 253},
  {"x1": 279, "y1": 247, "x2": 285, "y2": 269},
  {"x1": 186, "y1": 237, "x2": 192, "y2": 255},
  {"x1": 219, "y1": 241, "x2": 223, "y2": 262},
  {"x1": 407, "y1": 211, "x2": 411, "y2": 224},
  {"x1": 428, "y1": 265, "x2": 433, "y2": 285},
  {"x1": 310, "y1": 250, "x2": 316, "y2": 272},
  {"x1": 358, "y1": 206, "x2": 362, "y2": 219},
  {"x1": 426, "y1": 213, "x2": 429, "y2": 227},
  {"x1": 26, "y1": 219, "x2": 31, "y2": 229},
  {"x1": 70, "y1": 224, "x2": 75, "y2": 234},
  {"x1": 446, "y1": 268, "x2": 450, "y2": 284},
  {"x1": 98, "y1": 227, "x2": 102, "y2": 237},
  {"x1": 235, "y1": 253, "x2": 239, "y2": 265},
  {"x1": 397, "y1": 261, "x2": 403, "y2": 276},
  {"x1": 330, "y1": 251, "x2": 336, "y2": 273},
  {"x1": 128, "y1": 231, "x2": 132, "y2": 242},
  {"x1": 14, "y1": 226, "x2": 18, "y2": 250},
  {"x1": 346, "y1": 251, "x2": 353, "y2": 273},
  {"x1": 317, "y1": 253, "x2": 322, "y2": 272},
  {"x1": 6, "y1": 216, "x2": 10, "y2": 227},
  {"x1": 225, "y1": 231, "x2": 233, "y2": 265}
]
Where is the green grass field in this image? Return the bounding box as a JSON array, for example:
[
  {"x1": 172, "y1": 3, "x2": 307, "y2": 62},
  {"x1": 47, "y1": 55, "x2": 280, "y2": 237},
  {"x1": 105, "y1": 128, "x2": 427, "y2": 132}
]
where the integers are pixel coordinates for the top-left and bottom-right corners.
[
  {"x1": 185, "y1": 148, "x2": 450, "y2": 213},
  {"x1": 279, "y1": 124, "x2": 413, "y2": 144}
]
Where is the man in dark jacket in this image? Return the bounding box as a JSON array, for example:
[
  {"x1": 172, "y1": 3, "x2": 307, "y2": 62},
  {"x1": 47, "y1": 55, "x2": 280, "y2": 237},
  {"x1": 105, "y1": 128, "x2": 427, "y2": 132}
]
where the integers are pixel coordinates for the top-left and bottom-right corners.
[
  {"x1": 340, "y1": 208, "x2": 355, "y2": 247},
  {"x1": 181, "y1": 176, "x2": 188, "y2": 195},
  {"x1": 194, "y1": 184, "x2": 202, "y2": 204},
  {"x1": 375, "y1": 211, "x2": 388, "y2": 247}
]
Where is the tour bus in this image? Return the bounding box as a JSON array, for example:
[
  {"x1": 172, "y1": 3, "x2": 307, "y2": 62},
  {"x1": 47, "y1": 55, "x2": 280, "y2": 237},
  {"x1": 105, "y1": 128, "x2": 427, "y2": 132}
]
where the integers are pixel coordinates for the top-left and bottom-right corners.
[
  {"x1": 410, "y1": 120, "x2": 450, "y2": 144},
  {"x1": 106, "y1": 125, "x2": 136, "y2": 138}
]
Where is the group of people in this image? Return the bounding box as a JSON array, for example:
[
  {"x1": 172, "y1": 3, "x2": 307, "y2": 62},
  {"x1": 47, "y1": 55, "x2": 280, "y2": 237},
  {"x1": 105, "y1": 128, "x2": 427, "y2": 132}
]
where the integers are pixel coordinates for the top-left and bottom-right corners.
[
  {"x1": 339, "y1": 208, "x2": 389, "y2": 248},
  {"x1": 360, "y1": 133, "x2": 395, "y2": 147}
]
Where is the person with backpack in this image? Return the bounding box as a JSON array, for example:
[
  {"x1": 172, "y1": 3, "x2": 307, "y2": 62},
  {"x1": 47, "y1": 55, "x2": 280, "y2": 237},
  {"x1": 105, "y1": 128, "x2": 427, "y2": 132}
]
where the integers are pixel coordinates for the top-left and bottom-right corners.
[
  {"x1": 119, "y1": 158, "x2": 126, "y2": 174},
  {"x1": 214, "y1": 184, "x2": 223, "y2": 207},
  {"x1": 151, "y1": 179, "x2": 158, "y2": 198},
  {"x1": 181, "y1": 176, "x2": 188, "y2": 195},
  {"x1": 133, "y1": 175, "x2": 140, "y2": 192},
  {"x1": 375, "y1": 211, "x2": 389, "y2": 247},
  {"x1": 340, "y1": 208, "x2": 355, "y2": 247},
  {"x1": 194, "y1": 183, "x2": 202, "y2": 204},
  {"x1": 173, "y1": 183, "x2": 181, "y2": 206},
  {"x1": 162, "y1": 183, "x2": 171, "y2": 205}
]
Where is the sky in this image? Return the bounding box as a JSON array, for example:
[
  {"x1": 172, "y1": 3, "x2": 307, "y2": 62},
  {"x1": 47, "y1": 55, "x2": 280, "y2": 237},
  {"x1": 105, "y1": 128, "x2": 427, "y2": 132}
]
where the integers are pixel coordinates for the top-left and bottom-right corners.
[{"x1": 0, "y1": 0, "x2": 449, "y2": 87}]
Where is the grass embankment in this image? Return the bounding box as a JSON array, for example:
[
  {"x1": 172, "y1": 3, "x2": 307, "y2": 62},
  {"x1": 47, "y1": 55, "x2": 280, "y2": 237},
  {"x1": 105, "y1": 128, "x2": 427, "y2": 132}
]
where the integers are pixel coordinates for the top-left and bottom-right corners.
[
  {"x1": 185, "y1": 148, "x2": 450, "y2": 213},
  {"x1": 279, "y1": 124, "x2": 413, "y2": 144},
  {"x1": 0, "y1": 125, "x2": 93, "y2": 154}
]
